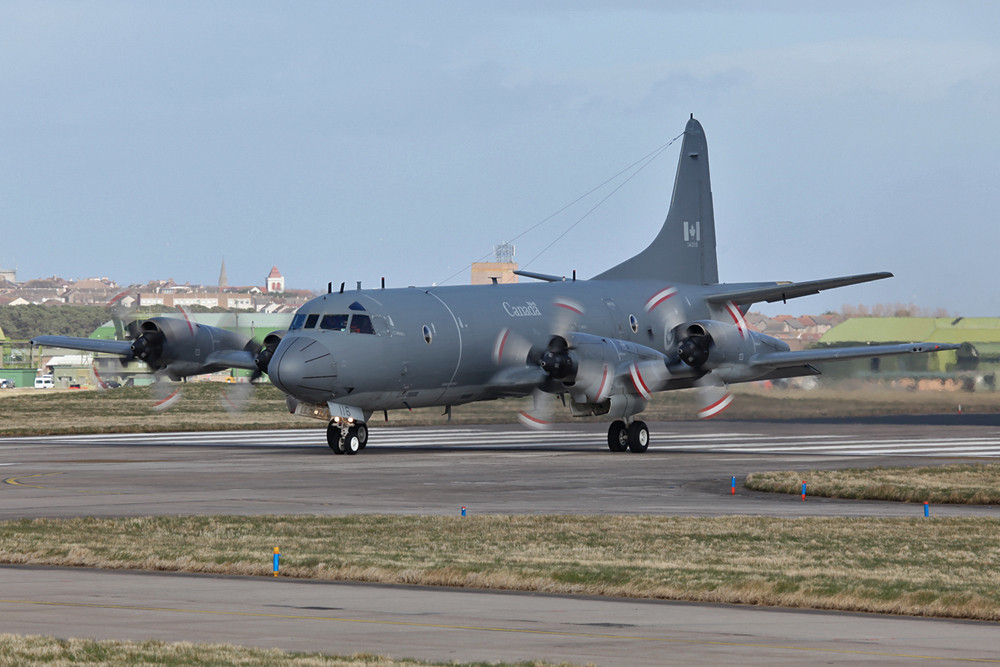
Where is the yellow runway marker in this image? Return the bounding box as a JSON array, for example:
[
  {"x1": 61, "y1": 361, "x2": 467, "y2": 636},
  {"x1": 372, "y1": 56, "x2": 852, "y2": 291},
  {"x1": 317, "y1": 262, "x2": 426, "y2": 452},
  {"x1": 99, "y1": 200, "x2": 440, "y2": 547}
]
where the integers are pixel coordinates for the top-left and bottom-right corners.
[
  {"x1": 3, "y1": 472, "x2": 64, "y2": 488},
  {"x1": 3, "y1": 472, "x2": 124, "y2": 495}
]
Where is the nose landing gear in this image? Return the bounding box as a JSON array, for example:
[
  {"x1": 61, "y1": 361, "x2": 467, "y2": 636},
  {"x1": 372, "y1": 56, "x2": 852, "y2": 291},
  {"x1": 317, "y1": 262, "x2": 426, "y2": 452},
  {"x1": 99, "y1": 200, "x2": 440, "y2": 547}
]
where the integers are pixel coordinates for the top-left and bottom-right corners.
[{"x1": 327, "y1": 419, "x2": 368, "y2": 455}]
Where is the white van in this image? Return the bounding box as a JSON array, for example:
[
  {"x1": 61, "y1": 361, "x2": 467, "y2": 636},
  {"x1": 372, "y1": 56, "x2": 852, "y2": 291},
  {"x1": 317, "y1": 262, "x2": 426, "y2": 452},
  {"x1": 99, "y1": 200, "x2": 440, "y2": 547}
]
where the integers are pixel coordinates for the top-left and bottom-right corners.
[{"x1": 34, "y1": 375, "x2": 54, "y2": 389}]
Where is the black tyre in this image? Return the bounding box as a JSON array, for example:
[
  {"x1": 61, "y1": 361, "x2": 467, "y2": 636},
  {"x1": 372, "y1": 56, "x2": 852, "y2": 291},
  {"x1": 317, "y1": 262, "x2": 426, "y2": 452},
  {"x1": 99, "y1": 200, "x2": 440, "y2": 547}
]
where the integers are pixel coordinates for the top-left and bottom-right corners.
[
  {"x1": 607, "y1": 420, "x2": 628, "y2": 452},
  {"x1": 355, "y1": 423, "x2": 368, "y2": 450},
  {"x1": 627, "y1": 421, "x2": 649, "y2": 453},
  {"x1": 327, "y1": 421, "x2": 345, "y2": 454}
]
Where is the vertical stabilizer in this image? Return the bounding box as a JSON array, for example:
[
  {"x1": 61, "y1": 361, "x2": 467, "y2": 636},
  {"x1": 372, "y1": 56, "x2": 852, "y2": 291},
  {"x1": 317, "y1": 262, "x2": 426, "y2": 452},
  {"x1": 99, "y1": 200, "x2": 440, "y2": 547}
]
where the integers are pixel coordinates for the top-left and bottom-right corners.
[{"x1": 593, "y1": 116, "x2": 718, "y2": 284}]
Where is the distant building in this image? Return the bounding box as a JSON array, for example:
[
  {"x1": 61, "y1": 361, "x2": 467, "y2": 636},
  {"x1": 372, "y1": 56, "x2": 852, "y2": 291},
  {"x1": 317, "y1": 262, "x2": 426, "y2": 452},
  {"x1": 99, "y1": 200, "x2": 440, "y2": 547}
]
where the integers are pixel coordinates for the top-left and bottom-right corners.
[
  {"x1": 471, "y1": 243, "x2": 518, "y2": 285},
  {"x1": 0, "y1": 266, "x2": 309, "y2": 311},
  {"x1": 266, "y1": 266, "x2": 285, "y2": 294}
]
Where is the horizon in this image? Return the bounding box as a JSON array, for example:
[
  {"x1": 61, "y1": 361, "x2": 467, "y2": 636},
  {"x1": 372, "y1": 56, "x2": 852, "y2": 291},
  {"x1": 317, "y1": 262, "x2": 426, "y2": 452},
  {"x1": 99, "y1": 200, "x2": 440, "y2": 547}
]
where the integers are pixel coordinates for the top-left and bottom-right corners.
[{"x1": 3, "y1": 3, "x2": 997, "y2": 317}]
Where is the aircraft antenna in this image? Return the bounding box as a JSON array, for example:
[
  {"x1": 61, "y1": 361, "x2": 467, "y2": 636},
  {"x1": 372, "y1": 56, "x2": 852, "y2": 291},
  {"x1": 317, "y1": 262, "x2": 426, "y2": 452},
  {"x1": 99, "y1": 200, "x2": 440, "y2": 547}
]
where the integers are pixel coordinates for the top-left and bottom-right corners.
[
  {"x1": 432, "y1": 132, "x2": 683, "y2": 287},
  {"x1": 519, "y1": 136, "x2": 680, "y2": 271}
]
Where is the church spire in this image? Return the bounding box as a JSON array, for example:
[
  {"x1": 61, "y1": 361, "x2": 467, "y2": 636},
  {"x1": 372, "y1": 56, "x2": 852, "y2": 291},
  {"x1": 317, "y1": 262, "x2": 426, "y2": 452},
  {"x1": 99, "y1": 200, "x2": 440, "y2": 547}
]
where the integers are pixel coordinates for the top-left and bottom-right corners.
[{"x1": 219, "y1": 258, "x2": 228, "y2": 289}]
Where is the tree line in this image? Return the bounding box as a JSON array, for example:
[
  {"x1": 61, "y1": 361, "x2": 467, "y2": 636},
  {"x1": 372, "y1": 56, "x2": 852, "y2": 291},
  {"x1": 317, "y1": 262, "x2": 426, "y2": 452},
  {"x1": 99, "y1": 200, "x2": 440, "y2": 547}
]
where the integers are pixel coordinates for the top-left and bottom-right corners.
[
  {"x1": 0, "y1": 304, "x2": 255, "y2": 340},
  {"x1": 0, "y1": 305, "x2": 108, "y2": 340}
]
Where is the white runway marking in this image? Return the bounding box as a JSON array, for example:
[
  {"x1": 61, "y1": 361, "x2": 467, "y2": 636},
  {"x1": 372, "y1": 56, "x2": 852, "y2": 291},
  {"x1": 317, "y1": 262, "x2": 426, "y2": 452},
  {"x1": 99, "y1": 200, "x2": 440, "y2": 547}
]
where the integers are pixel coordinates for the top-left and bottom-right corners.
[{"x1": 4, "y1": 426, "x2": 1000, "y2": 457}]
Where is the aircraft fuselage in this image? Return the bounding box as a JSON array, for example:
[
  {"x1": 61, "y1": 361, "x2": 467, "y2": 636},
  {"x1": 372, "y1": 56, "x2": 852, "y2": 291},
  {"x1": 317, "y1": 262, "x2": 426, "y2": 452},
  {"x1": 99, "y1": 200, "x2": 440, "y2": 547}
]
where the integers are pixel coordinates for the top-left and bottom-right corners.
[{"x1": 266, "y1": 279, "x2": 770, "y2": 419}]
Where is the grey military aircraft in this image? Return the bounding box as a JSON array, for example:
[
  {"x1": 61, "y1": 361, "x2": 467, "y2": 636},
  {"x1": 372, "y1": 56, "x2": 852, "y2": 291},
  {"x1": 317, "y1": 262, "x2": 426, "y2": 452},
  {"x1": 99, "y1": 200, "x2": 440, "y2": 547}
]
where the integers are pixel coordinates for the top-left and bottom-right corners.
[{"x1": 32, "y1": 116, "x2": 958, "y2": 455}]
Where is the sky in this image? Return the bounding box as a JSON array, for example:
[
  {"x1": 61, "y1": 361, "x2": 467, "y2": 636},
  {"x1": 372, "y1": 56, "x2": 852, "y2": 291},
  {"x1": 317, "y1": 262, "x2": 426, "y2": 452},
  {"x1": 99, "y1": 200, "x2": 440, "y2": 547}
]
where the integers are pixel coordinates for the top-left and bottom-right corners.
[{"x1": 2, "y1": 1, "x2": 998, "y2": 316}]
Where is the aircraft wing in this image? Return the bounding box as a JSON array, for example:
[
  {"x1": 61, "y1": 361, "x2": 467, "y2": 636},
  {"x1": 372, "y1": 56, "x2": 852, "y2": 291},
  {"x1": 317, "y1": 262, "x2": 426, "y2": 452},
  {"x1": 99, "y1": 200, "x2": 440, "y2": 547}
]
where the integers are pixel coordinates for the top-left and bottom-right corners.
[
  {"x1": 33, "y1": 334, "x2": 260, "y2": 372},
  {"x1": 750, "y1": 342, "x2": 960, "y2": 368},
  {"x1": 204, "y1": 349, "x2": 259, "y2": 371},
  {"x1": 30, "y1": 335, "x2": 133, "y2": 357},
  {"x1": 706, "y1": 272, "x2": 893, "y2": 306}
]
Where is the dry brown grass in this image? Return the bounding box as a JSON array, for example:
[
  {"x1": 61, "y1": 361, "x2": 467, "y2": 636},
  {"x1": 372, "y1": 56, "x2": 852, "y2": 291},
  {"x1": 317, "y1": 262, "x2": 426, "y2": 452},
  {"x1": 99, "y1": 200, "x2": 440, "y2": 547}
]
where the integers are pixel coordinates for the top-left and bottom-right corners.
[
  {"x1": 747, "y1": 463, "x2": 1000, "y2": 503},
  {"x1": 3, "y1": 514, "x2": 999, "y2": 621},
  {"x1": 0, "y1": 634, "x2": 575, "y2": 666},
  {"x1": 0, "y1": 382, "x2": 992, "y2": 437}
]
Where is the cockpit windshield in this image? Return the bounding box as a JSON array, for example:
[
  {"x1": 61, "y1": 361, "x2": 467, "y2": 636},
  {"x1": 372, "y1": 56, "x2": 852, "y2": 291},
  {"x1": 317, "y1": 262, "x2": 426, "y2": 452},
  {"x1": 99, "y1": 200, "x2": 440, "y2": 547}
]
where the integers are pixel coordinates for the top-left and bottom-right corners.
[
  {"x1": 320, "y1": 314, "x2": 348, "y2": 331},
  {"x1": 290, "y1": 312, "x2": 375, "y2": 334}
]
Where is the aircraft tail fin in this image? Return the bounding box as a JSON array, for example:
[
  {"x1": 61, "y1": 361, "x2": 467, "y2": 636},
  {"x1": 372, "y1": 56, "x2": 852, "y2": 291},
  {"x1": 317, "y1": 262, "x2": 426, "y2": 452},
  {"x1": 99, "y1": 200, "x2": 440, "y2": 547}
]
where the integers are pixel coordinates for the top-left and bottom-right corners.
[{"x1": 593, "y1": 115, "x2": 718, "y2": 284}]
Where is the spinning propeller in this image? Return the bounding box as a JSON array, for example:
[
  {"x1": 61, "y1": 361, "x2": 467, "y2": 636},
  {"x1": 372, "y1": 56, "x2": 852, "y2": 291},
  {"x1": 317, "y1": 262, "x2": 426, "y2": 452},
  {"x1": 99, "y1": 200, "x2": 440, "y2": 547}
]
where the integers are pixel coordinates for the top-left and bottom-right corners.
[
  {"x1": 493, "y1": 298, "x2": 614, "y2": 429},
  {"x1": 644, "y1": 288, "x2": 735, "y2": 420},
  {"x1": 93, "y1": 293, "x2": 274, "y2": 412}
]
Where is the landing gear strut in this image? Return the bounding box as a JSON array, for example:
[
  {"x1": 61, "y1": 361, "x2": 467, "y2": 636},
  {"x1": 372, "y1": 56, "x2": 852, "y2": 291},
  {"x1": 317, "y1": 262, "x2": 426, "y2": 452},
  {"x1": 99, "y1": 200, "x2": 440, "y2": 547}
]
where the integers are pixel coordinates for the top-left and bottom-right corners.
[
  {"x1": 607, "y1": 419, "x2": 649, "y2": 453},
  {"x1": 327, "y1": 419, "x2": 368, "y2": 455}
]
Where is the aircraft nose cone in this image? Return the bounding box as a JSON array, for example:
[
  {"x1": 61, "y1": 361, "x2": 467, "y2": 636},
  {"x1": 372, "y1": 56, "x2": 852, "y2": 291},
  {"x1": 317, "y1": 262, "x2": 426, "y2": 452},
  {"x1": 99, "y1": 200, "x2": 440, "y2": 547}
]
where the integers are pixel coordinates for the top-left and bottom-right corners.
[{"x1": 269, "y1": 335, "x2": 338, "y2": 404}]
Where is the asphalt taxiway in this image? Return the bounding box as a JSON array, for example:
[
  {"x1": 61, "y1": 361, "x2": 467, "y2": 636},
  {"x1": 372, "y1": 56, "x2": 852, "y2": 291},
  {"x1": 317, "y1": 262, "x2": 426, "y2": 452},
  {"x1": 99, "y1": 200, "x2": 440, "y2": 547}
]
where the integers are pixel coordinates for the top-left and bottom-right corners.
[
  {"x1": 3, "y1": 566, "x2": 999, "y2": 665},
  {"x1": 2, "y1": 420, "x2": 999, "y2": 519},
  {"x1": 2, "y1": 420, "x2": 999, "y2": 664}
]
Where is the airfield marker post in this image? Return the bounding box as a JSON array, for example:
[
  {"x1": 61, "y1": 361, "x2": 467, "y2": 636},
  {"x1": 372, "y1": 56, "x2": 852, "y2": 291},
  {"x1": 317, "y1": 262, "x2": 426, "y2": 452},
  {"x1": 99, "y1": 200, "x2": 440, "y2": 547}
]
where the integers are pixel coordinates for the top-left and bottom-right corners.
[
  {"x1": 461, "y1": 506, "x2": 466, "y2": 517},
  {"x1": 273, "y1": 547, "x2": 280, "y2": 576},
  {"x1": 731, "y1": 476, "x2": 736, "y2": 495},
  {"x1": 801, "y1": 481, "x2": 806, "y2": 501},
  {"x1": 924, "y1": 502, "x2": 930, "y2": 517}
]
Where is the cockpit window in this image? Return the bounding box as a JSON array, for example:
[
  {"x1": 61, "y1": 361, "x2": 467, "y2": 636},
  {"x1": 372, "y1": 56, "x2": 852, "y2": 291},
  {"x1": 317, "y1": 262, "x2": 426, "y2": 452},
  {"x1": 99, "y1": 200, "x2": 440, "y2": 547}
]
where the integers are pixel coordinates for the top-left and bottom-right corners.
[
  {"x1": 350, "y1": 314, "x2": 375, "y2": 334},
  {"x1": 320, "y1": 314, "x2": 349, "y2": 331},
  {"x1": 349, "y1": 301, "x2": 366, "y2": 311},
  {"x1": 290, "y1": 313, "x2": 307, "y2": 330},
  {"x1": 304, "y1": 313, "x2": 320, "y2": 329}
]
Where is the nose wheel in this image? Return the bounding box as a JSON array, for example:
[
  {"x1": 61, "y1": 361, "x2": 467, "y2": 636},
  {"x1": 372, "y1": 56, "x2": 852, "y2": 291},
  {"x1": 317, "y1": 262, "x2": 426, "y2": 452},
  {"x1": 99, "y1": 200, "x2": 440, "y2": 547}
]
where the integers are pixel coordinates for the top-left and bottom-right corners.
[
  {"x1": 327, "y1": 420, "x2": 369, "y2": 455},
  {"x1": 607, "y1": 420, "x2": 649, "y2": 453}
]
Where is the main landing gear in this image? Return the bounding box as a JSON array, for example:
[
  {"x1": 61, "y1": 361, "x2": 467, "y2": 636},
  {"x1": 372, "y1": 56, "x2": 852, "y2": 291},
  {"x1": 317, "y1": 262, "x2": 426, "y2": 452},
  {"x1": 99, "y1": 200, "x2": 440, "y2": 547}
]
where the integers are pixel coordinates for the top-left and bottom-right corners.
[
  {"x1": 327, "y1": 418, "x2": 368, "y2": 455},
  {"x1": 607, "y1": 419, "x2": 649, "y2": 453}
]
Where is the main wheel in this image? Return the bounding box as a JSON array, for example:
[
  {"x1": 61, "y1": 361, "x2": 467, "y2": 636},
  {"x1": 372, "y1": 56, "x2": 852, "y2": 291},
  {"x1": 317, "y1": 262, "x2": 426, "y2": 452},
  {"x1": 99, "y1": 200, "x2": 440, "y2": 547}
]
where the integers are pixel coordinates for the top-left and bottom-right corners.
[
  {"x1": 345, "y1": 426, "x2": 362, "y2": 455},
  {"x1": 627, "y1": 421, "x2": 649, "y2": 453},
  {"x1": 607, "y1": 420, "x2": 628, "y2": 452},
  {"x1": 355, "y1": 423, "x2": 368, "y2": 450},
  {"x1": 327, "y1": 420, "x2": 345, "y2": 455}
]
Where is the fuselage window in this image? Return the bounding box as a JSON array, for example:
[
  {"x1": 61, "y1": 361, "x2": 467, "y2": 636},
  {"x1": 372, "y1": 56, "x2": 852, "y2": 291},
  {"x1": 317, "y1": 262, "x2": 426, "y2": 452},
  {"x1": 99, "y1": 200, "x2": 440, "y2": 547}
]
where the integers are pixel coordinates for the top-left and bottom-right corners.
[
  {"x1": 422, "y1": 325, "x2": 432, "y2": 344},
  {"x1": 290, "y1": 313, "x2": 307, "y2": 331},
  {"x1": 350, "y1": 314, "x2": 375, "y2": 334},
  {"x1": 320, "y1": 314, "x2": 349, "y2": 331},
  {"x1": 304, "y1": 313, "x2": 320, "y2": 329},
  {"x1": 629, "y1": 314, "x2": 639, "y2": 334}
]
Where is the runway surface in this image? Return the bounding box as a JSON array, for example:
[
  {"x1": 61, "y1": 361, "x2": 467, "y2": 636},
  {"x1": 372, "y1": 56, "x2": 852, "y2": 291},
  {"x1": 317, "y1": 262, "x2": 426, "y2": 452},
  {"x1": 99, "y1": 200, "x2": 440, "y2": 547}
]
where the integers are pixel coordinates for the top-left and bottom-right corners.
[
  {"x1": 3, "y1": 567, "x2": 999, "y2": 665},
  {"x1": 3, "y1": 420, "x2": 1000, "y2": 519},
  {"x1": 2, "y1": 420, "x2": 1000, "y2": 664}
]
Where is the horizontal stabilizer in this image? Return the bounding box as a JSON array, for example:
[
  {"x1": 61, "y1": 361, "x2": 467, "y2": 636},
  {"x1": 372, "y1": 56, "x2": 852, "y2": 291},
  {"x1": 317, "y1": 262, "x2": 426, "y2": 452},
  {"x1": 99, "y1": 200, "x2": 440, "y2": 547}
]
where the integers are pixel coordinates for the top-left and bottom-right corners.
[
  {"x1": 707, "y1": 272, "x2": 893, "y2": 306},
  {"x1": 751, "y1": 342, "x2": 960, "y2": 369},
  {"x1": 513, "y1": 270, "x2": 566, "y2": 283},
  {"x1": 30, "y1": 335, "x2": 133, "y2": 357}
]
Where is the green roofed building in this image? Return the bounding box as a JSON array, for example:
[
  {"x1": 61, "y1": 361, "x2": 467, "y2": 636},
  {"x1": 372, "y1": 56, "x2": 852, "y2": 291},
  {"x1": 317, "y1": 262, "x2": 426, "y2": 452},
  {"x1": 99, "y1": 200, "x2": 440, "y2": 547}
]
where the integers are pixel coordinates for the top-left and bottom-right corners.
[{"x1": 818, "y1": 317, "x2": 998, "y2": 388}]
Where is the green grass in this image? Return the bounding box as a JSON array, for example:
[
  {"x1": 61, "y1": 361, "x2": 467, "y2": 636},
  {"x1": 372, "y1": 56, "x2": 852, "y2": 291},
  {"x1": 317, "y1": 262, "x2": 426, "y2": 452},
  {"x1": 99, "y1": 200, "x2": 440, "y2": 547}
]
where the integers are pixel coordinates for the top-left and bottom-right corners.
[
  {"x1": 0, "y1": 635, "x2": 574, "y2": 666},
  {"x1": 746, "y1": 463, "x2": 1000, "y2": 503},
  {"x1": 3, "y1": 514, "x2": 1000, "y2": 621}
]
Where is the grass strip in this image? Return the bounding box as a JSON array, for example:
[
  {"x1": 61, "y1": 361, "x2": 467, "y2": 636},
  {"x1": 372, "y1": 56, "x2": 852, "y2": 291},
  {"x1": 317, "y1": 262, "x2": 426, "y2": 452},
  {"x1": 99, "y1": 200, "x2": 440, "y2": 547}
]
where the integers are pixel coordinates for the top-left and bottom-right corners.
[
  {"x1": 0, "y1": 383, "x2": 990, "y2": 437},
  {"x1": 2, "y1": 515, "x2": 999, "y2": 621},
  {"x1": 746, "y1": 463, "x2": 1000, "y2": 504},
  {"x1": 0, "y1": 634, "x2": 573, "y2": 666}
]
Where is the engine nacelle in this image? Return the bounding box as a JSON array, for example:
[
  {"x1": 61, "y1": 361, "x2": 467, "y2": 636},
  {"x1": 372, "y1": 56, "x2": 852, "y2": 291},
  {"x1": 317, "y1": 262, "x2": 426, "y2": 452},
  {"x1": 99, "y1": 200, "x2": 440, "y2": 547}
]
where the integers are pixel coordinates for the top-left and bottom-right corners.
[
  {"x1": 130, "y1": 316, "x2": 253, "y2": 378},
  {"x1": 559, "y1": 332, "x2": 669, "y2": 404},
  {"x1": 675, "y1": 320, "x2": 765, "y2": 370}
]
